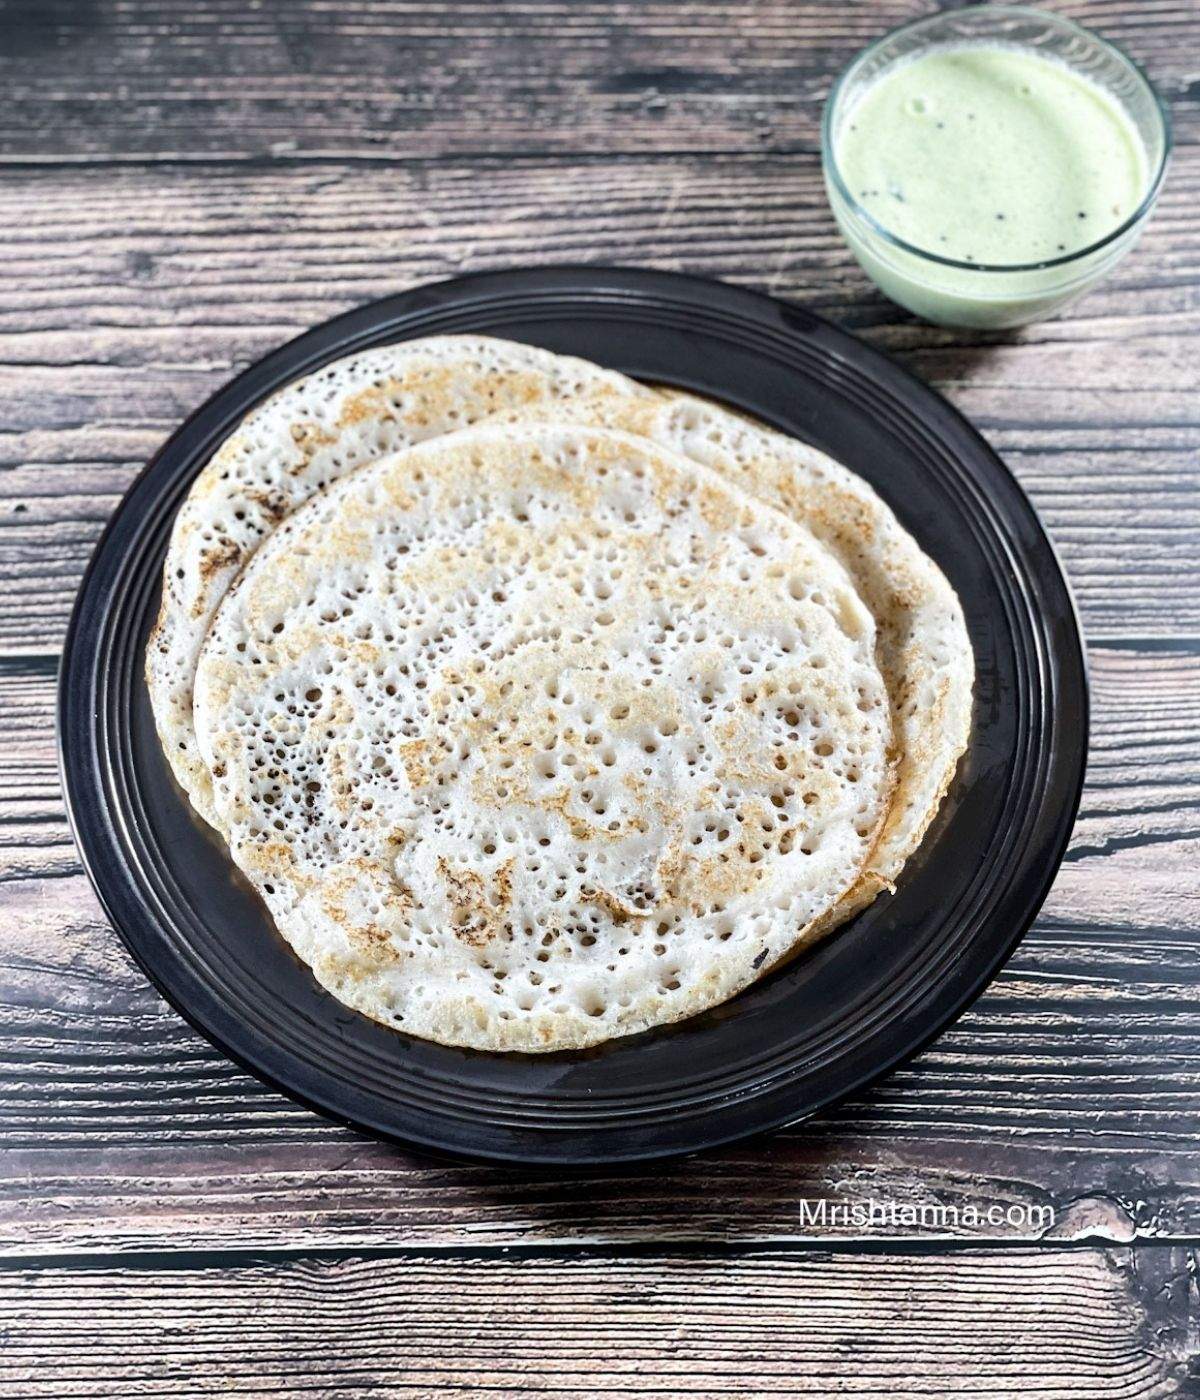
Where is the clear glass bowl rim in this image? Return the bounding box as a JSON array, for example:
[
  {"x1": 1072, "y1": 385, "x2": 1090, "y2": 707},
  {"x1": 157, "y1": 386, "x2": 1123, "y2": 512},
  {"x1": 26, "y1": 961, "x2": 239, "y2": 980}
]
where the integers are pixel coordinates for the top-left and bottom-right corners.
[{"x1": 820, "y1": 3, "x2": 1173, "y2": 276}]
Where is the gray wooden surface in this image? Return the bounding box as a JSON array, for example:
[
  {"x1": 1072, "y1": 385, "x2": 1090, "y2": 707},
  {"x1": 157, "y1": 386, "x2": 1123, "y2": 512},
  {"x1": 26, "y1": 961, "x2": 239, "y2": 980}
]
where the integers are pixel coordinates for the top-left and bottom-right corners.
[{"x1": 0, "y1": 1, "x2": 1197, "y2": 1394}]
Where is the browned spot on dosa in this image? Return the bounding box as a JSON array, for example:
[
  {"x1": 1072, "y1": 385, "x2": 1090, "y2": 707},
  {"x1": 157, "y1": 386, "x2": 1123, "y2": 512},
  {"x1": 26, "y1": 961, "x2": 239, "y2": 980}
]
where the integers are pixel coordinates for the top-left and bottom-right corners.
[{"x1": 437, "y1": 856, "x2": 516, "y2": 947}]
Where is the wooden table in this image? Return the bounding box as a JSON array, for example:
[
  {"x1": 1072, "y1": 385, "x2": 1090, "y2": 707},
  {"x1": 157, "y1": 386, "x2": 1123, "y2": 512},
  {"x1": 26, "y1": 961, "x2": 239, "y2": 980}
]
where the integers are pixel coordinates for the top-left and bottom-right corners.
[{"x1": 1, "y1": 2, "x2": 1196, "y2": 1394}]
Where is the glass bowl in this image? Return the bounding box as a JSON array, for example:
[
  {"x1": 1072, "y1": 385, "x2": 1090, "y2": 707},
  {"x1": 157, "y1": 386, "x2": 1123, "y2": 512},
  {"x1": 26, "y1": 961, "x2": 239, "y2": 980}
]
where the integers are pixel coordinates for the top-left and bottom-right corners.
[{"x1": 821, "y1": 5, "x2": 1171, "y2": 329}]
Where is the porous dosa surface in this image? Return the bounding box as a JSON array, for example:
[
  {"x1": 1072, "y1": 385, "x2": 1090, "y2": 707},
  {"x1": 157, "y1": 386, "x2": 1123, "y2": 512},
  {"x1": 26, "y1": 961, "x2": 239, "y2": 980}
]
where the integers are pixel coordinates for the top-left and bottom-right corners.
[
  {"x1": 193, "y1": 426, "x2": 893, "y2": 1052},
  {"x1": 479, "y1": 389, "x2": 974, "y2": 909},
  {"x1": 147, "y1": 335, "x2": 656, "y2": 828}
]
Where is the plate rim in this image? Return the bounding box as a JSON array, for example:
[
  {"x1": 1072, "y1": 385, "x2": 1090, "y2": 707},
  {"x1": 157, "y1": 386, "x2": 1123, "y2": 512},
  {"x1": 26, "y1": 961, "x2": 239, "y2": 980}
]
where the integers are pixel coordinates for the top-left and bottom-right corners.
[{"x1": 57, "y1": 266, "x2": 1089, "y2": 1165}]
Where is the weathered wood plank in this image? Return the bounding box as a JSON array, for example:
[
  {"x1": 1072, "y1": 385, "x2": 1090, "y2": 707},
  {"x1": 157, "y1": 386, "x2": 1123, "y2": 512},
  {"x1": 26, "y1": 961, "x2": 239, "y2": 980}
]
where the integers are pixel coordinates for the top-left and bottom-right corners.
[
  {"x1": 2, "y1": 873, "x2": 1197, "y2": 1250},
  {"x1": 0, "y1": 1137, "x2": 1100, "y2": 1255},
  {"x1": 0, "y1": 1248, "x2": 1188, "y2": 1399},
  {"x1": 0, "y1": 157, "x2": 1193, "y2": 344},
  {"x1": 1, "y1": 639, "x2": 1197, "y2": 1251},
  {"x1": 0, "y1": 158, "x2": 1196, "y2": 651},
  {"x1": 0, "y1": 0, "x2": 1193, "y2": 162}
]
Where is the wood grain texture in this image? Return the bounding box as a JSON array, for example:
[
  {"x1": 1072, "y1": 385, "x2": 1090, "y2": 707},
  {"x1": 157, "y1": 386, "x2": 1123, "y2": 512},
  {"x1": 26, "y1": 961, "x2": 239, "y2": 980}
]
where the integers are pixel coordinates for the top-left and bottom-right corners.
[
  {"x1": 0, "y1": 0, "x2": 1194, "y2": 162},
  {"x1": 0, "y1": 0, "x2": 1198, "y2": 1390},
  {"x1": 0, "y1": 1247, "x2": 1191, "y2": 1399}
]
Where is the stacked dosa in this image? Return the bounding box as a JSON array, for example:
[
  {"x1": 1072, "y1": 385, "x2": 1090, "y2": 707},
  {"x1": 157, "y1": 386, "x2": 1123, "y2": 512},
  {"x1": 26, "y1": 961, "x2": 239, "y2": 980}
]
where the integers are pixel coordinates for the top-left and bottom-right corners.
[{"x1": 148, "y1": 334, "x2": 973, "y2": 1051}]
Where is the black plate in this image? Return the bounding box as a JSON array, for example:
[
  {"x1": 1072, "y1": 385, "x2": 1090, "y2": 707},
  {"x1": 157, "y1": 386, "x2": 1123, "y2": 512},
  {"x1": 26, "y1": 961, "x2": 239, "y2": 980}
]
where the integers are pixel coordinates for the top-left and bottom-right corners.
[{"x1": 59, "y1": 268, "x2": 1087, "y2": 1165}]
